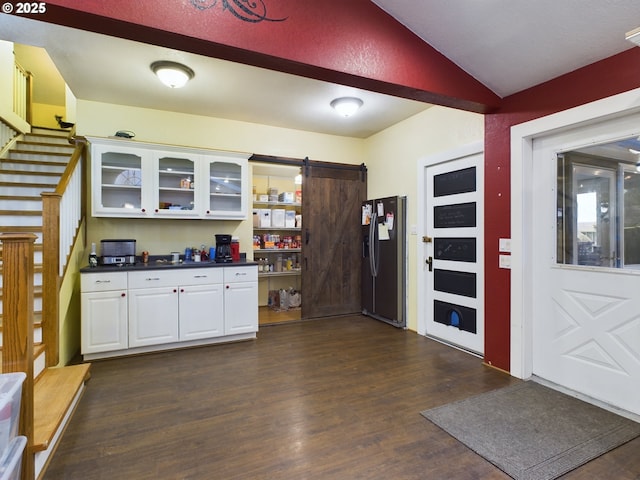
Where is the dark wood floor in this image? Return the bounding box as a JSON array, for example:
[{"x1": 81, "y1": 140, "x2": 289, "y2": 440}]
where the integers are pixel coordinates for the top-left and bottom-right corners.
[{"x1": 44, "y1": 316, "x2": 640, "y2": 479}]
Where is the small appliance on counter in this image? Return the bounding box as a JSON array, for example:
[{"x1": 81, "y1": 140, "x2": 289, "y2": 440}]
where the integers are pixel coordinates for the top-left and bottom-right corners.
[
  {"x1": 100, "y1": 239, "x2": 136, "y2": 265},
  {"x1": 214, "y1": 234, "x2": 233, "y2": 263}
]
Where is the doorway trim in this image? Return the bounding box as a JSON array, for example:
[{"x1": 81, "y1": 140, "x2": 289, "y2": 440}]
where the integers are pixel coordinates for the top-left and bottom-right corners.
[
  {"x1": 417, "y1": 141, "x2": 484, "y2": 337},
  {"x1": 510, "y1": 87, "x2": 640, "y2": 379}
]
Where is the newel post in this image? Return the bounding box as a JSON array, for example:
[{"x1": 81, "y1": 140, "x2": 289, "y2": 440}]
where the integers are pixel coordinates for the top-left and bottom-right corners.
[{"x1": 0, "y1": 233, "x2": 35, "y2": 480}]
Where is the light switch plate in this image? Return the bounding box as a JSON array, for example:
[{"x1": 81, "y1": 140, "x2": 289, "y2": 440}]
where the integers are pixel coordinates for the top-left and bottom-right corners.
[
  {"x1": 499, "y1": 254, "x2": 511, "y2": 269},
  {"x1": 499, "y1": 238, "x2": 511, "y2": 253}
]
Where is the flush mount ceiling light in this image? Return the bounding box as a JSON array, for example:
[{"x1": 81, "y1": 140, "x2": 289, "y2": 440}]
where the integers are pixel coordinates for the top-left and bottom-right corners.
[
  {"x1": 625, "y1": 26, "x2": 640, "y2": 46},
  {"x1": 330, "y1": 97, "x2": 363, "y2": 117},
  {"x1": 151, "y1": 61, "x2": 195, "y2": 88}
]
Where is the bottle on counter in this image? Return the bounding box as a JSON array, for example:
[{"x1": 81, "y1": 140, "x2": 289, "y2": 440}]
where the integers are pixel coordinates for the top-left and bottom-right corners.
[{"x1": 88, "y1": 242, "x2": 98, "y2": 268}]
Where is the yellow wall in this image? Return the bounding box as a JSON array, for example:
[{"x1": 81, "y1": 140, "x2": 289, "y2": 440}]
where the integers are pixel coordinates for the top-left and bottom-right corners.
[
  {"x1": 76, "y1": 100, "x2": 365, "y2": 262},
  {"x1": 71, "y1": 100, "x2": 482, "y2": 359},
  {"x1": 365, "y1": 106, "x2": 484, "y2": 330},
  {"x1": 58, "y1": 220, "x2": 88, "y2": 366},
  {"x1": 31, "y1": 102, "x2": 65, "y2": 129}
]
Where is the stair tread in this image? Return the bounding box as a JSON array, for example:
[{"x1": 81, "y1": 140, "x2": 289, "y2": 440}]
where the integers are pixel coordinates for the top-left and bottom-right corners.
[
  {"x1": 33, "y1": 363, "x2": 91, "y2": 451},
  {"x1": 0, "y1": 169, "x2": 61, "y2": 176},
  {"x1": 9, "y1": 150, "x2": 71, "y2": 157}
]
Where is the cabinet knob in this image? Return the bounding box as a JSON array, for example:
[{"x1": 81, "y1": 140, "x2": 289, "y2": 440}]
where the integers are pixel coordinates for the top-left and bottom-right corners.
[
  {"x1": 180, "y1": 288, "x2": 185, "y2": 293},
  {"x1": 173, "y1": 289, "x2": 177, "y2": 293},
  {"x1": 121, "y1": 293, "x2": 126, "y2": 297},
  {"x1": 226, "y1": 285, "x2": 230, "y2": 289}
]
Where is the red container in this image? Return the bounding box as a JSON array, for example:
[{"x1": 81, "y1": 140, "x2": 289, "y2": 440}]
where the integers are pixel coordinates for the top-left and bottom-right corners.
[{"x1": 231, "y1": 239, "x2": 240, "y2": 261}]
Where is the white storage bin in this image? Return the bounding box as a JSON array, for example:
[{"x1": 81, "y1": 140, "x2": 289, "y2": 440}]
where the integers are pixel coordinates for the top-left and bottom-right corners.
[
  {"x1": 259, "y1": 209, "x2": 271, "y2": 228},
  {"x1": 285, "y1": 210, "x2": 296, "y2": 228},
  {"x1": 271, "y1": 209, "x2": 285, "y2": 227},
  {"x1": 0, "y1": 373, "x2": 25, "y2": 459},
  {"x1": 0, "y1": 436, "x2": 26, "y2": 480}
]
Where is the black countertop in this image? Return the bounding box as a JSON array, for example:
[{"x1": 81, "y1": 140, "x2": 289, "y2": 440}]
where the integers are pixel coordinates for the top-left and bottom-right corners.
[{"x1": 80, "y1": 256, "x2": 257, "y2": 273}]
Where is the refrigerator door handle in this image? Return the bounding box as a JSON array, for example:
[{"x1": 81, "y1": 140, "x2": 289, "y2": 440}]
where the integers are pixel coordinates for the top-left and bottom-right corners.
[{"x1": 369, "y1": 212, "x2": 378, "y2": 277}]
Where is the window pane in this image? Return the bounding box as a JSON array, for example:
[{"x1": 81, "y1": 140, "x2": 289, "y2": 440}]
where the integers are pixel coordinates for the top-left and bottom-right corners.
[{"x1": 556, "y1": 136, "x2": 640, "y2": 270}]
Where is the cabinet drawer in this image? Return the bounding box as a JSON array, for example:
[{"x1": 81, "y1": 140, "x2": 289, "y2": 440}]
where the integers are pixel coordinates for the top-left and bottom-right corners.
[
  {"x1": 172, "y1": 268, "x2": 223, "y2": 286},
  {"x1": 128, "y1": 270, "x2": 177, "y2": 289},
  {"x1": 224, "y1": 265, "x2": 258, "y2": 283},
  {"x1": 81, "y1": 272, "x2": 128, "y2": 292}
]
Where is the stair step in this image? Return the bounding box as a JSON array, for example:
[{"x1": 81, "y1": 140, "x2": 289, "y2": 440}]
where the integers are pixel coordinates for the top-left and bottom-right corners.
[
  {"x1": 33, "y1": 363, "x2": 92, "y2": 452},
  {"x1": 0, "y1": 160, "x2": 67, "y2": 174},
  {"x1": 0, "y1": 196, "x2": 42, "y2": 210},
  {"x1": 0, "y1": 171, "x2": 61, "y2": 186},
  {"x1": 15, "y1": 141, "x2": 74, "y2": 153},
  {"x1": 6, "y1": 151, "x2": 70, "y2": 163},
  {"x1": 0, "y1": 182, "x2": 56, "y2": 196},
  {"x1": 24, "y1": 132, "x2": 72, "y2": 145}
]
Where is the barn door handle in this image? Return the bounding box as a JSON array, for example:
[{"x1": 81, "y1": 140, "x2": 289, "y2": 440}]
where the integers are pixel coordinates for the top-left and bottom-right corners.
[{"x1": 305, "y1": 229, "x2": 310, "y2": 245}]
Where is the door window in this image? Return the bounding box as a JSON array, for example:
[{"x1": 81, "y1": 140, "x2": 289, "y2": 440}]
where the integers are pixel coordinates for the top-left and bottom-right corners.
[{"x1": 557, "y1": 136, "x2": 640, "y2": 269}]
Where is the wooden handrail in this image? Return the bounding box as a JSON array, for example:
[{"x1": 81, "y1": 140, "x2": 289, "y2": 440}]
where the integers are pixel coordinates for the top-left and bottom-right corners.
[
  {"x1": 53, "y1": 139, "x2": 84, "y2": 196},
  {"x1": 0, "y1": 233, "x2": 36, "y2": 480},
  {"x1": 41, "y1": 139, "x2": 86, "y2": 368}
]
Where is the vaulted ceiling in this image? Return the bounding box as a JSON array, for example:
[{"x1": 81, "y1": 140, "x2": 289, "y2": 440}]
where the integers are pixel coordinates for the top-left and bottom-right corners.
[{"x1": 2, "y1": 2, "x2": 640, "y2": 138}]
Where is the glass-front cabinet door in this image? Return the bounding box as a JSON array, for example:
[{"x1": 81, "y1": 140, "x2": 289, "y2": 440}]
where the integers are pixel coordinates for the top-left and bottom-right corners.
[
  {"x1": 204, "y1": 154, "x2": 249, "y2": 219},
  {"x1": 154, "y1": 152, "x2": 200, "y2": 217},
  {"x1": 92, "y1": 144, "x2": 150, "y2": 217}
]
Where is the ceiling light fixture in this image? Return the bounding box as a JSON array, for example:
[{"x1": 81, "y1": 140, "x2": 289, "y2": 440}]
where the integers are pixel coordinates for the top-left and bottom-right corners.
[
  {"x1": 151, "y1": 61, "x2": 195, "y2": 88},
  {"x1": 626, "y1": 27, "x2": 640, "y2": 46},
  {"x1": 330, "y1": 97, "x2": 363, "y2": 117}
]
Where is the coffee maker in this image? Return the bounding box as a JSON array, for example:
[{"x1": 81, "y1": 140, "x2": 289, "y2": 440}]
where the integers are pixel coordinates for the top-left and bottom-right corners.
[{"x1": 214, "y1": 234, "x2": 233, "y2": 263}]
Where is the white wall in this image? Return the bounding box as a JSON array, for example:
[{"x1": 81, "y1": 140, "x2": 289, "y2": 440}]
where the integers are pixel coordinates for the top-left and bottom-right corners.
[{"x1": 365, "y1": 106, "x2": 484, "y2": 331}]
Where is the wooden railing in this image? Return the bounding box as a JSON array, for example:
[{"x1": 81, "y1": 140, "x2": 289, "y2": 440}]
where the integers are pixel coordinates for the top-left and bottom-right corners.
[
  {"x1": 0, "y1": 233, "x2": 36, "y2": 480},
  {"x1": 0, "y1": 118, "x2": 18, "y2": 154},
  {"x1": 41, "y1": 138, "x2": 86, "y2": 367},
  {"x1": 13, "y1": 61, "x2": 32, "y2": 125}
]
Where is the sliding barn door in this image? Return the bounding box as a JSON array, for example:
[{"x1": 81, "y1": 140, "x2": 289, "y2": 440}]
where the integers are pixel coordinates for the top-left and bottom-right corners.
[{"x1": 301, "y1": 163, "x2": 366, "y2": 319}]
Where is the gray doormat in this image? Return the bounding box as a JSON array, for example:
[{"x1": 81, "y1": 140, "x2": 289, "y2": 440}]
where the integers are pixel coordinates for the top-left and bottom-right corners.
[{"x1": 421, "y1": 381, "x2": 640, "y2": 480}]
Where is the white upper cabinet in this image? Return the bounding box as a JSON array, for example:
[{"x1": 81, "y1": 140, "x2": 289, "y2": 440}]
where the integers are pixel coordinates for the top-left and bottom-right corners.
[
  {"x1": 202, "y1": 153, "x2": 249, "y2": 219},
  {"x1": 89, "y1": 137, "x2": 249, "y2": 220},
  {"x1": 92, "y1": 143, "x2": 151, "y2": 217},
  {"x1": 153, "y1": 151, "x2": 201, "y2": 218}
]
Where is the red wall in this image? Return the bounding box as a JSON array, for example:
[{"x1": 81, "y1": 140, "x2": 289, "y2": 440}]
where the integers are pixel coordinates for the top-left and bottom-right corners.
[
  {"x1": 24, "y1": 1, "x2": 640, "y2": 372},
  {"x1": 36, "y1": 0, "x2": 499, "y2": 112},
  {"x1": 483, "y1": 48, "x2": 640, "y2": 371}
]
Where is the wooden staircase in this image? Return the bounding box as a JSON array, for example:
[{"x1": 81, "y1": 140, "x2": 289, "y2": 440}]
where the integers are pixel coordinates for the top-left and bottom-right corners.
[{"x1": 0, "y1": 127, "x2": 91, "y2": 480}]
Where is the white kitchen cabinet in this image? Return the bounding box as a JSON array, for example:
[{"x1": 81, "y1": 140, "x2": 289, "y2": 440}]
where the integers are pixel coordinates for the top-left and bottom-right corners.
[
  {"x1": 176, "y1": 267, "x2": 225, "y2": 340},
  {"x1": 202, "y1": 153, "x2": 249, "y2": 219},
  {"x1": 81, "y1": 265, "x2": 257, "y2": 359},
  {"x1": 179, "y1": 283, "x2": 225, "y2": 340},
  {"x1": 80, "y1": 272, "x2": 128, "y2": 354},
  {"x1": 88, "y1": 137, "x2": 249, "y2": 219},
  {"x1": 152, "y1": 150, "x2": 201, "y2": 218},
  {"x1": 128, "y1": 286, "x2": 180, "y2": 348},
  {"x1": 224, "y1": 266, "x2": 258, "y2": 335},
  {"x1": 91, "y1": 142, "x2": 152, "y2": 217}
]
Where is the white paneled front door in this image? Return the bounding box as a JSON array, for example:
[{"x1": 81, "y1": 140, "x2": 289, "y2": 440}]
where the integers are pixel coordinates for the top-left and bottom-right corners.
[{"x1": 531, "y1": 116, "x2": 640, "y2": 416}]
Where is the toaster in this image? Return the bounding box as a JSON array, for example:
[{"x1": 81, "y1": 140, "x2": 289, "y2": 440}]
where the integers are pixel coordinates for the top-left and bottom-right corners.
[{"x1": 100, "y1": 239, "x2": 136, "y2": 265}]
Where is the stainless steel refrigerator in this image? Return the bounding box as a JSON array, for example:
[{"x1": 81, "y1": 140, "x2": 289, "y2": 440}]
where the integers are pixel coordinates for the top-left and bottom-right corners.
[{"x1": 361, "y1": 195, "x2": 406, "y2": 327}]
